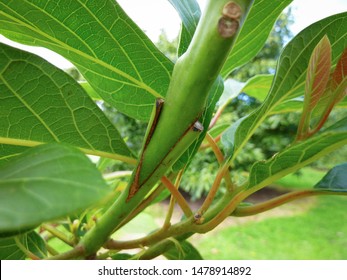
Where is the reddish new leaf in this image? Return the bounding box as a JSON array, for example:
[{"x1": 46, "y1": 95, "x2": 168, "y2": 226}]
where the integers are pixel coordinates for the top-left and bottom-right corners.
[
  {"x1": 297, "y1": 36, "x2": 332, "y2": 141},
  {"x1": 331, "y1": 47, "x2": 347, "y2": 103},
  {"x1": 332, "y1": 47, "x2": 347, "y2": 88},
  {"x1": 305, "y1": 35, "x2": 332, "y2": 110}
]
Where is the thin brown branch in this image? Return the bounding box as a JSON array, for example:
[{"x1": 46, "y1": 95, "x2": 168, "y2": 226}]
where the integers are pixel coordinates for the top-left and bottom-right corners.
[
  {"x1": 205, "y1": 133, "x2": 234, "y2": 191},
  {"x1": 161, "y1": 176, "x2": 193, "y2": 218},
  {"x1": 196, "y1": 163, "x2": 230, "y2": 218},
  {"x1": 232, "y1": 189, "x2": 347, "y2": 217}
]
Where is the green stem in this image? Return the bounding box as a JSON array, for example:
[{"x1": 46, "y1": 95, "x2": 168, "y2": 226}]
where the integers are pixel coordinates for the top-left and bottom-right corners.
[
  {"x1": 138, "y1": 233, "x2": 193, "y2": 260},
  {"x1": 45, "y1": 243, "x2": 59, "y2": 257},
  {"x1": 75, "y1": 0, "x2": 254, "y2": 257},
  {"x1": 41, "y1": 224, "x2": 74, "y2": 247},
  {"x1": 163, "y1": 196, "x2": 175, "y2": 229},
  {"x1": 45, "y1": 245, "x2": 85, "y2": 260},
  {"x1": 138, "y1": 0, "x2": 253, "y2": 183},
  {"x1": 117, "y1": 183, "x2": 166, "y2": 228}
]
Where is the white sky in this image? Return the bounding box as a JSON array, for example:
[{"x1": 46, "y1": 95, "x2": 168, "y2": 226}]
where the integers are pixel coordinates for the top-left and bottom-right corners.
[{"x1": 1, "y1": 0, "x2": 346, "y2": 69}]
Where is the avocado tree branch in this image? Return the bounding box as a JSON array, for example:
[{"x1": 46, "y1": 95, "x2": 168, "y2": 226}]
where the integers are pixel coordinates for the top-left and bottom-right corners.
[{"x1": 68, "y1": 0, "x2": 255, "y2": 257}]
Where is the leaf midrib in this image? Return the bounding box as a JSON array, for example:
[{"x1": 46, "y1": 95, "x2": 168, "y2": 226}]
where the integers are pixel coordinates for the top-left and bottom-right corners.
[
  {"x1": 0, "y1": 137, "x2": 137, "y2": 165},
  {"x1": 246, "y1": 132, "x2": 347, "y2": 192}
]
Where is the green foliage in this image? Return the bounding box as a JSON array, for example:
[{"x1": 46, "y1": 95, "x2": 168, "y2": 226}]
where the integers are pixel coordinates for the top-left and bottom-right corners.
[
  {"x1": 164, "y1": 240, "x2": 203, "y2": 260},
  {"x1": 0, "y1": 43, "x2": 134, "y2": 162},
  {"x1": 0, "y1": 231, "x2": 46, "y2": 260},
  {"x1": 0, "y1": 0, "x2": 173, "y2": 121},
  {"x1": 221, "y1": 0, "x2": 293, "y2": 77},
  {"x1": 0, "y1": 0, "x2": 346, "y2": 260},
  {"x1": 314, "y1": 163, "x2": 347, "y2": 192},
  {"x1": 247, "y1": 127, "x2": 347, "y2": 193},
  {"x1": 231, "y1": 9, "x2": 294, "y2": 81},
  {"x1": 222, "y1": 12, "x2": 347, "y2": 159},
  {"x1": 168, "y1": 0, "x2": 201, "y2": 57},
  {"x1": 0, "y1": 144, "x2": 110, "y2": 234}
]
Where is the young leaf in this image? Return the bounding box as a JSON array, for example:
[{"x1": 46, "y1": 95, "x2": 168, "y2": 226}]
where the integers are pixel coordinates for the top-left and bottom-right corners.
[
  {"x1": 0, "y1": 144, "x2": 110, "y2": 233},
  {"x1": 329, "y1": 47, "x2": 347, "y2": 105},
  {"x1": 314, "y1": 163, "x2": 347, "y2": 192},
  {"x1": 221, "y1": 0, "x2": 293, "y2": 77},
  {"x1": 305, "y1": 35, "x2": 331, "y2": 110},
  {"x1": 332, "y1": 47, "x2": 347, "y2": 92},
  {"x1": 299, "y1": 46, "x2": 347, "y2": 140},
  {"x1": 222, "y1": 13, "x2": 347, "y2": 159},
  {"x1": 168, "y1": 0, "x2": 201, "y2": 56},
  {"x1": 164, "y1": 240, "x2": 203, "y2": 260},
  {"x1": 296, "y1": 35, "x2": 332, "y2": 140},
  {"x1": 0, "y1": 0, "x2": 173, "y2": 120},
  {"x1": 0, "y1": 43, "x2": 135, "y2": 163},
  {"x1": 0, "y1": 231, "x2": 47, "y2": 260}
]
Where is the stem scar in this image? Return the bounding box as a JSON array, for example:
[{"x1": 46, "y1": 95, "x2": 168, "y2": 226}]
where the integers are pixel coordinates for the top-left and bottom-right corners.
[
  {"x1": 218, "y1": 2, "x2": 242, "y2": 38},
  {"x1": 127, "y1": 98, "x2": 164, "y2": 202}
]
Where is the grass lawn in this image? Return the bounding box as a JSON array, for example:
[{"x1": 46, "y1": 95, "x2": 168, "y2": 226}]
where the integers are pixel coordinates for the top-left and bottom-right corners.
[{"x1": 192, "y1": 168, "x2": 347, "y2": 259}]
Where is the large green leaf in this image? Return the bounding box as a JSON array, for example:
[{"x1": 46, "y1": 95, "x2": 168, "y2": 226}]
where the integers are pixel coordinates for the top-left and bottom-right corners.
[
  {"x1": 314, "y1": 163, "x2": 347, "y2": 192},
  {"x1": 164, "y1": 240, "x2": 203, "y2": 260},
  {"x1": 0, "y1": 231, "x2": 46, "y2": 260},
  {"x1": 221, "y1": 0, "x2": 293, "y2": 77},
  {"x1": 0, "y1": 43, "x2": 135, "y2": 163},
  {"x1": 168, "y1": 0, "x2": 201, "y2": 56},
  {"x1": 0, "y1": 0, "x2": 173, "y2": 121},
  {"x1": 222, "y1": 13, "x2": 347, "y2": 157},
  {"x1": 246, "y1": 130, "x2": 347, "y2": 193},
  {"x1": 0, "y1": 143, "x2": 110, "y2": 233}
]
